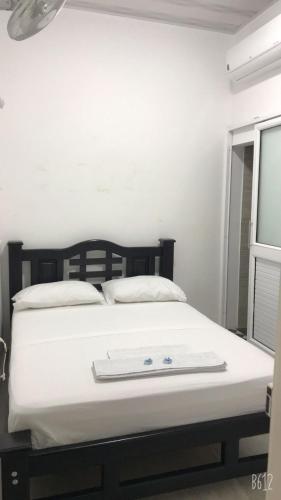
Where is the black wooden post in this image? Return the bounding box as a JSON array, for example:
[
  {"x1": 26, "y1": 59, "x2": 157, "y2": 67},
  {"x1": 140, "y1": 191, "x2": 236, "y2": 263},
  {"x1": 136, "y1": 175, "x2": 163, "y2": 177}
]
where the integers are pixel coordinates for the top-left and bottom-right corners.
[
  {"x1": 159, "y1": 239, "x2": 175, "y2": 280},
  {"x1": 2, "y1": 450, "x2": 30, "y2": 500},
  {"x1": 8, "y1": 241, "x2": 23, "y2": 317}
]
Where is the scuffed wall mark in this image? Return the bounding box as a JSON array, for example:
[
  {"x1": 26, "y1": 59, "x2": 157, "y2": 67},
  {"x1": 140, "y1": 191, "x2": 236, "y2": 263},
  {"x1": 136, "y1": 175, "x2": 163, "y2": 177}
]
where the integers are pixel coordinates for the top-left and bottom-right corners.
[
  {"x1": 122, "y1": 185, "x2": 134, "y2": 192},
  {"x1": 38, "y1": 183, "x2": 48, "y2": 191},
  {"x1": 123, "y1": 165, "x2": 140, "y2": 192},
  {"x1": 96, "y1": 186, "x2": 111, "y2": 193},
  {"x1": 35, "y1": 165, "x2": 48, "y2": 173}
]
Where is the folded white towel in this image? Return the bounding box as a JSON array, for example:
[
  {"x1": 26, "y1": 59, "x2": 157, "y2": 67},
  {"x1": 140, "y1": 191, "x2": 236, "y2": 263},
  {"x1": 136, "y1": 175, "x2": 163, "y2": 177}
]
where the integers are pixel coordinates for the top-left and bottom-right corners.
[
  {"x1": 93, "y1": 351, "x2": 227, "y2": 381},
  {"x1": 107, "y1": 344, "x2": 190, "y2": 360}
]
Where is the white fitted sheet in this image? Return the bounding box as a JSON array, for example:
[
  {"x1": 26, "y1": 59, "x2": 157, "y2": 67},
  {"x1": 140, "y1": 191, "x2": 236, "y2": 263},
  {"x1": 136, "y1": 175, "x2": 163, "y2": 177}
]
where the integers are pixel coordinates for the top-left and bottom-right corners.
[{"x1": 8, "y1": 302, "x2": 274, "y2": 449}]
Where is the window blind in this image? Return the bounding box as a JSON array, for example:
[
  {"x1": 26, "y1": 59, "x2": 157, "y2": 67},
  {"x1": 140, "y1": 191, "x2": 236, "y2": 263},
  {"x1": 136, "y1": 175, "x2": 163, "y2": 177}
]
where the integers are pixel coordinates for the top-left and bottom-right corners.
[{"x1": 253, "y1": 258, "x2": 280, "y2": 351}]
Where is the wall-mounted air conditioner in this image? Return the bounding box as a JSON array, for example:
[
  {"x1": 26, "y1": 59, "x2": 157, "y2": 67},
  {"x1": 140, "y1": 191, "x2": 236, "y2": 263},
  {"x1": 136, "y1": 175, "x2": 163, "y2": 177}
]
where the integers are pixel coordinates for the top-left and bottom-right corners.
[{"x1": 227, "y1": 14, "x2": 281, "y2": 83}]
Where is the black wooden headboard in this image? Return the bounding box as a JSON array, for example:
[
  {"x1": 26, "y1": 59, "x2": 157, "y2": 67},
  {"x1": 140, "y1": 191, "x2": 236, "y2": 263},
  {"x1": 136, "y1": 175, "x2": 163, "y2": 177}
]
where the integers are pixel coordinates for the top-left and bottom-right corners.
[{"x1": 8, "y1": 238, "x2": 175, "y2": 312}]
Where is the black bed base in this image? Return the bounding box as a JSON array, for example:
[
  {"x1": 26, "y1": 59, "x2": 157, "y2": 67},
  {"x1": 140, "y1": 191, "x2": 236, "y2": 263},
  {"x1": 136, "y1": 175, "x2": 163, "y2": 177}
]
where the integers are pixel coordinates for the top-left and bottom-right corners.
[
  {"x1": 2, "y1": 239, "x2": 269, "y2": 498},
  {"x1": 1, "y1": 412, "x2": 269, "y2": 500}
]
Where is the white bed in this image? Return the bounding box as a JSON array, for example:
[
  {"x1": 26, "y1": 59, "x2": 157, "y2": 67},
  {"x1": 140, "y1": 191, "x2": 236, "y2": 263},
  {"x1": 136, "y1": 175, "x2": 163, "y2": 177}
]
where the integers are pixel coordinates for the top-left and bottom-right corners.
[{"x1": 8, "y1": 301, "x2": 274, "y2": 449}]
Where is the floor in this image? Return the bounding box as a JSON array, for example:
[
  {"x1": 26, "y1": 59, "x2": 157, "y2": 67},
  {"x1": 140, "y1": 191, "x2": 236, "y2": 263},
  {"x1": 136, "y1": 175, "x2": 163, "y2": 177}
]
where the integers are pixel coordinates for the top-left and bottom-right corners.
[
  {"x1": 147, "y1": 477, "x2": 266, "y2": 499},
  {"x1": 29, "y1": 476, "x2": 267, "y2": 500},
  {"x1": 0, "y1": 477, "x2": 267, "y2": 500}
]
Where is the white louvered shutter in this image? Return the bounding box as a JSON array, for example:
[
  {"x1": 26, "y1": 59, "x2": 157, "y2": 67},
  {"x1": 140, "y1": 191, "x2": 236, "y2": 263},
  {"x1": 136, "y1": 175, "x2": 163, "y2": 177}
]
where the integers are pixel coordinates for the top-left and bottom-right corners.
[{"x1": 253, "y1": 258, "x2": 281, "y2": 351}]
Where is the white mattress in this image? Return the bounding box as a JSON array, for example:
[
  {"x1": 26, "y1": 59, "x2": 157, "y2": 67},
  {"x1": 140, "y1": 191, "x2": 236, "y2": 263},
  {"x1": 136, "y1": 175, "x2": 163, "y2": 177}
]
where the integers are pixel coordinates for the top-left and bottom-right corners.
[{"x1": 8, "y1": 302, "x2": 274, "y2": 449}]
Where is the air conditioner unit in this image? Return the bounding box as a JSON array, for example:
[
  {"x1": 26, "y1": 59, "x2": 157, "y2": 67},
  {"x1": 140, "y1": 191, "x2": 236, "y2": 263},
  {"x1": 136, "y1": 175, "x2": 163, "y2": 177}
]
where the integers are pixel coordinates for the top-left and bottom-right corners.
[{"x1": 227, "y1": 14, "x2": 281, "y2": 83}]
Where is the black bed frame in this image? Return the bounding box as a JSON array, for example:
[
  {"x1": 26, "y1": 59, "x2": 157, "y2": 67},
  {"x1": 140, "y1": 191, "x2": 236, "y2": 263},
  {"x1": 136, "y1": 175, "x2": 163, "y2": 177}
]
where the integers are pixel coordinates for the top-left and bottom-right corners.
[{"x1": 0, "y1": 238, "x2": 269, "y2": 500}]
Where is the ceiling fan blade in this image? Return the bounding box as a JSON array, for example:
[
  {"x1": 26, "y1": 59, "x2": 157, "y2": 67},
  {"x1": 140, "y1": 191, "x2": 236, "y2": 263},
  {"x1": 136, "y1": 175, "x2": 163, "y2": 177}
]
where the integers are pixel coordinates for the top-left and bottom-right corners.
[
  {"x1": 0, "y1": 0, "x2": 13, "y2": 10},
  {"x1": 7, "y1": 0, "x2": 66, "y2": 41}
]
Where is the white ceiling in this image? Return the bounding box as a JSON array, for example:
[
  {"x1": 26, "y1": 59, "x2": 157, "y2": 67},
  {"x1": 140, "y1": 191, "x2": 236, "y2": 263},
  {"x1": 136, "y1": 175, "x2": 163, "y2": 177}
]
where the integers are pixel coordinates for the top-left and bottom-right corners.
[{"x1": 67, "y1": 0, "x2": 276, "y2": 34}]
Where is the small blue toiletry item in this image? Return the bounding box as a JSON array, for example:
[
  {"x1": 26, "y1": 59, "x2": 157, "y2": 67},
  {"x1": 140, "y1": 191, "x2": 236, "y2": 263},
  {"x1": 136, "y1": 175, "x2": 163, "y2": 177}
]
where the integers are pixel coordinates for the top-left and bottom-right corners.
[
  {"x1": 163, "y1": 357, "x2": 173, "y2": 365},
  {"x1": 144, "y1": 357, "x2": 153, "y2": 366}
]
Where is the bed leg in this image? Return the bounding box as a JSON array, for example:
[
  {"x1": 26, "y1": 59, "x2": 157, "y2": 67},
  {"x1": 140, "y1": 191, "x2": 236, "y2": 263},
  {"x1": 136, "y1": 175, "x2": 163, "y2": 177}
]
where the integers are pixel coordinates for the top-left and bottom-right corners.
[
  {"x1": 103, "y1": 460, "x2": 120, "y2": 500},
  {"x1": 2, "y1": 450, "x2": 30, "y2": 500}
]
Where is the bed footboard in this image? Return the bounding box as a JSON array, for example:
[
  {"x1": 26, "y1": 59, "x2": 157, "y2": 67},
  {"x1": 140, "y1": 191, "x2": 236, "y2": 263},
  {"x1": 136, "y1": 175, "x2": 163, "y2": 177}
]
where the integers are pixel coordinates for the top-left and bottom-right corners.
[{"x1": 0, "y1": 412, "x2": 269, "y2": 500}]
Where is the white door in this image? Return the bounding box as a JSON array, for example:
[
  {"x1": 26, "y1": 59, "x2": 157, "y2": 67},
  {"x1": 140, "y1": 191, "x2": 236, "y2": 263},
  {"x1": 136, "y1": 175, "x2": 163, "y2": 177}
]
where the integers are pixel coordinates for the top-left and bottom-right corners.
[{"x1": 248, "y1": 117, "x2": 281, "y2": 354}]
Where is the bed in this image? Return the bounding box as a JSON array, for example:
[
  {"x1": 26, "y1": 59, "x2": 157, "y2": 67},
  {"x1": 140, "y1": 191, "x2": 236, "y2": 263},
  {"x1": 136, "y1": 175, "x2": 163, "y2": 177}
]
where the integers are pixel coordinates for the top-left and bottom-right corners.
[{"x1": 0, "y1": 238, "x2": 273, "y2": 500}]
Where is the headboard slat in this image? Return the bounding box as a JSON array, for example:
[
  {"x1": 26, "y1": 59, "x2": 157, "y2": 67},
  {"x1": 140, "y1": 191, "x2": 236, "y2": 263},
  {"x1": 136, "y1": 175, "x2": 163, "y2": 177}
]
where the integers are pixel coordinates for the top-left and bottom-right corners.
[
  {"x1": 69, "y1": 270, "x2": 123, "y2": 279},
  {"x1": 57, "y1": 258, "x2": 64, "y2": 282},
  {"x1": 79, "y1": 251, "x2": 87, "y2": 282},
  {"x1": 69, "y1": 257, "x2": 122, "y2": 266},
  {"x1": 148, "y1": 256, "x2": 156, "y2": 275},
  {"x1": 105, "y1": 250, "x2": 113, "y2": 282}
]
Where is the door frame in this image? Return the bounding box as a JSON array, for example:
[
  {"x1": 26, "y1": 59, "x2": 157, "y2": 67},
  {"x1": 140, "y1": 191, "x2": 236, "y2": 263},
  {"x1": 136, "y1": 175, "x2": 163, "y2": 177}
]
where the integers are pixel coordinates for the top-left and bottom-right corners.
[
  {"x1": 225, "y1": 145, "x2": 248, "y2": 331},
  {"x1": 221, "y1": 127, "x2": 255, "y2": 329}
]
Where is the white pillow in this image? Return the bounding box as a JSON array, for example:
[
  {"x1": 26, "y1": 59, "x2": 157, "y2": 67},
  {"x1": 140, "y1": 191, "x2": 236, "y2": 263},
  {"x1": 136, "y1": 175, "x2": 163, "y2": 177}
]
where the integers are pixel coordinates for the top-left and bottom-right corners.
[
  {"x1": 102, "y1": 276, "x2": 187, "y2": 305},
  {"x1": 13, "y1": 281, "x2": 104, "y2": 311}
]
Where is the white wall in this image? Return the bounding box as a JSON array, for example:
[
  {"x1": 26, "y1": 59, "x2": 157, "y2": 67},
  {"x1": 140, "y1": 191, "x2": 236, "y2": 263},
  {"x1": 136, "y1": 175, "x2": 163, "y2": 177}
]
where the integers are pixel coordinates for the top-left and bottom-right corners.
[{"x1": 0, "y1": 9, "x2": 231, "y2": 322}]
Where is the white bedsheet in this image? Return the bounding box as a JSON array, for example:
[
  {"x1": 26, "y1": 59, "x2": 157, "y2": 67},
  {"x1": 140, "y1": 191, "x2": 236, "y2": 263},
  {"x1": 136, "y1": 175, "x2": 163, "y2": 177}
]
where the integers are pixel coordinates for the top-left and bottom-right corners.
[{"x1": 8, "y1": 302, "x2": 274, "y2": 449}]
